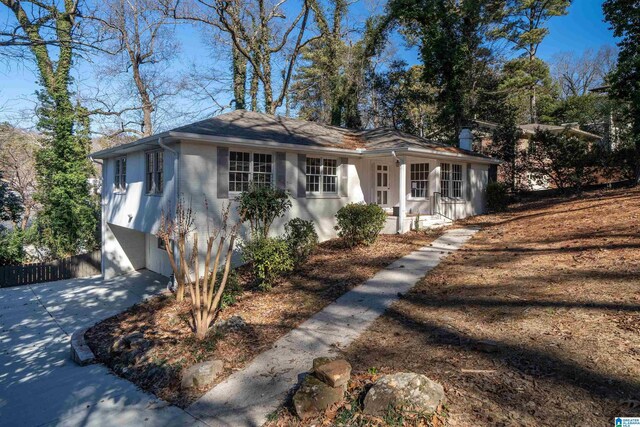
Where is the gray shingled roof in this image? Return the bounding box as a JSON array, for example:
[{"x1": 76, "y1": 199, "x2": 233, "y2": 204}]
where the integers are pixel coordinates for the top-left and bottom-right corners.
[
  {"x1": 91, "y1": 110, "x2": 497, "y2": 161},
  {"x1": 171, "y1": 110, "x2": 356, "y2": 148}
]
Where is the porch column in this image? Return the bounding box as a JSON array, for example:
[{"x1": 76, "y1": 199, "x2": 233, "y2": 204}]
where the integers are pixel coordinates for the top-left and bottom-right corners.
[{"x1": 397, "y1": 157, "x2": 406, "y2": 233}]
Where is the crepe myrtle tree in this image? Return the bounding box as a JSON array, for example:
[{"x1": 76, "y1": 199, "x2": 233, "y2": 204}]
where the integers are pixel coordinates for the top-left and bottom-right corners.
[{"x1": 158, "y1": 199, "x2": 241, "y2": 339}]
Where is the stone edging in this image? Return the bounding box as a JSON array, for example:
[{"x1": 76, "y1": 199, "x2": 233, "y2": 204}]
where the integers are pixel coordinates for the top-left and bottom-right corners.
[{"x1": 70, "y1": 326, "x2": 96, "y2": 366}]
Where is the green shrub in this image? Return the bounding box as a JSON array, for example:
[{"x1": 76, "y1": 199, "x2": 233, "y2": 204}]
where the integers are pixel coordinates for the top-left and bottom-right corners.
[
  {"x1": 236, "y1": 185, "x2": 292, "y2": 238},
  {"x1": 0, "y1": 228, "x2": 25, "y2": 265},
  {"x1": 334, "y1": 202, "x2": 387, "y2": 247},
  {"x1": 284, "y1": 218, "x2": 318, "y2": 265},
  {"x1": 241, "y1": 236, "x2": 294, "y2": 291},
  {"x1": 486, "y1": 181, "x2": 509, "y2": 212},
  {"x1": 210, "y1": 269, "x2": 242, "y2": 309}
]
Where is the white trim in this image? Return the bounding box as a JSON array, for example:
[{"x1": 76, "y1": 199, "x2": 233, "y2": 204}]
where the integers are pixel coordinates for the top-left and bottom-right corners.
[
  {"x1": 304, "y1": 155, "x2": 339, "y2": 196},
  {"x1": 397, "y1": 158, "x2": 407, "y2": 233},
  {"x1": 228, "y1": 149, "x2": 275, "y2": 195},
  {"x1": 113, "y1": 156, "x2": 127, "y2": 194},
  {"x1": 407, "y1": 161, "x2": 429, "y2": 200},
  {"x1": 440, "y1": 161, "x2": 465, "y2": 200},
  {"x1": 145, "y1": 149, "x2": 164, "y2": 195}
]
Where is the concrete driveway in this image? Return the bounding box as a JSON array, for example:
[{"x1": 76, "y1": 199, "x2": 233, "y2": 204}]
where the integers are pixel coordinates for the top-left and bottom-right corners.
[{"x1": 0, "y1": 270, "x2": 203, "y2": 427}]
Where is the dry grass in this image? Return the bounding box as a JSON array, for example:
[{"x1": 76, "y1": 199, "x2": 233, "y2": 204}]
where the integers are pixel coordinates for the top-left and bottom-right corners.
[
  {"x1": 341, "y1": 187, "x2": 640, "y2": 426},
  {"x1": 86, "y1": 230, "x2": 443, "y2": 407},
  {"x1": 267, "y1": 187, "x2": 640, "y2": 426}
]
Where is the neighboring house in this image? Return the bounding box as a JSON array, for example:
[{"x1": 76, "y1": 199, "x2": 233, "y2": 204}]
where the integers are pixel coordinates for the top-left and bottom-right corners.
[
  {"x1": 474, "y1": 120, "x2": 602, "y2": 190},
  {"x1": 90, "y1": 110, "x2": 499, "y2": 279}
]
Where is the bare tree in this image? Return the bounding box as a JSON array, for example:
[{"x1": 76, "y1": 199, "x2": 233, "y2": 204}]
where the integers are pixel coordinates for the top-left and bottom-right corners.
[
  {"x1": 551, "y1": 45, "x2": 617, "y2": 98},
  {"x1": 170, "y1": 0, "x2": 320, "y2": 114},
  {"x1": 88, "y1": 0, "x2": 183, "y2": 137},
  {"x1": 0, "y1": 0, "x2": 80, "y2": 113},
  {"x1": 0, "y1": 123, "x2": 39, "y2": 230}
]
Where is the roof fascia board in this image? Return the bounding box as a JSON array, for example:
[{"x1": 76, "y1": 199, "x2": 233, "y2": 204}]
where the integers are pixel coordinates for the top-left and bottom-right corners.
[
  {"x1": 90, "y1": 132, "x2": 173, "y2": 158},
  {"x1": 363, "y1": 147, "x2": 501, "y2": 164}
]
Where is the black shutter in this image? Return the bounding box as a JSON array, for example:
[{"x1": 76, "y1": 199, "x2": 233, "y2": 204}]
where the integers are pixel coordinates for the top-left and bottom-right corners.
[{"x1": 217, "y1": 147, "x2": 229, "y2": 199}]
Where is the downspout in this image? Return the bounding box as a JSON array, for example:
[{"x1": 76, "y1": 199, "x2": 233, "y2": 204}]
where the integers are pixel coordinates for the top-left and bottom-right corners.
[{"x1": 90, "y1": 156, "x2": 105, "y2": 277}]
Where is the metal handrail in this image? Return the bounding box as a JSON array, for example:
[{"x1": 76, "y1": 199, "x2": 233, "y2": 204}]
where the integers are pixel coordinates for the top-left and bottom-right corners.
[{"x1": 431, "y1": 192, "x2": 454, "y2": 222}]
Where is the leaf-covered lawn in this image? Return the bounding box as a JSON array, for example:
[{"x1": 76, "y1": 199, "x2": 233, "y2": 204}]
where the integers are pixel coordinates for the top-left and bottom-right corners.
[
  {"x1": 341, "y1": 187, "x2": 640, "y2": 426},
  {"x1": 86, "y1": 229, "x2": 443, "y2": 407}
]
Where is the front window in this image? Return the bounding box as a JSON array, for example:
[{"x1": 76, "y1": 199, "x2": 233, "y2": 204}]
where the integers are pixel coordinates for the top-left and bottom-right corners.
[
  {"x1": 440, "y1": 163, "x2": 463, "y2": 198},
  {"x1": 410, "y1": 163, "x2": 429, "y2": 198},
  {"x1": 114, "y1": 156, "x2": 126, "y2": 192},
  {"x1": 452, "y1": 164, "x2": 462, "y2": 198},
  {"x1": 229, "y1": 151, "x2": 273, "y2": 192},
  {"x1": 306, "y1": 157, "x2": 337, "y2": 194},
  {"x1": 146, "y1": 150, "x2": 164, "y2": 194}
]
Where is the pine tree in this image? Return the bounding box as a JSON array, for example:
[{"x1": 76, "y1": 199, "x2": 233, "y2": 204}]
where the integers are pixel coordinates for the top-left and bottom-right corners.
[
  {"x1": 603, "y1": 0, "x2": 640, "y2": 184},
  {"x1": 389, "y1": 0, "x2": 503, "y2": 142},
  {"x1": 492, "y1": 0, "x2": 570, "y2": 123}
]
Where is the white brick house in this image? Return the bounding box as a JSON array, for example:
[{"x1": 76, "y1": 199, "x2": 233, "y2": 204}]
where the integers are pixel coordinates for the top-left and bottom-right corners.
[{"x1": 90, "y1": 110, "x2": 500, "y2": 279}]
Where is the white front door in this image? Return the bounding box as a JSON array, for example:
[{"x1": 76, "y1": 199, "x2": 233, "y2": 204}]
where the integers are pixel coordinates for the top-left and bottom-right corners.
[{"x1": 375, "y1": 163, "x2": 390, "y2": 207}]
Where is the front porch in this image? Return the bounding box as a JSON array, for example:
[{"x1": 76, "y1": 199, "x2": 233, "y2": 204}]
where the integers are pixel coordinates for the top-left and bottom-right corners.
[{"x1": 365, "y1": 154, "x2": 469, "y2": 234}]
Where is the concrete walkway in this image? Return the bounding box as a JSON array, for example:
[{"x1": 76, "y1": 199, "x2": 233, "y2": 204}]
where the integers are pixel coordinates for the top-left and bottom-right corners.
[
  {"x1": 188, "y1": 227, "x2": 478, "y2": 426},
  {"x1": 0, "y1": 270, "x2": 203, "y2": 427}
]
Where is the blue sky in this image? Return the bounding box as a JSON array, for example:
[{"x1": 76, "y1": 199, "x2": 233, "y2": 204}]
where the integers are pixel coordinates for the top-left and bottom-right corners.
[{"x1": 0, "y1": 0, "x2": 618, "y2": 129}]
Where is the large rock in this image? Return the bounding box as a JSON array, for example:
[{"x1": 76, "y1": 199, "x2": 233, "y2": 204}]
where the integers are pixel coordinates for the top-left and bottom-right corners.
[
  {"x1": 314, "y1": 359, "x2": 352, "y2": 388},
  {"x1": 293, "y1": 374, "x2": 346, "y2": 419},
  {"x1": 363, "y1": 373, "x2": 445, "y2": 417},
  {"x1": 181, "y1": 360, "x2": 224, "y2": 389}
]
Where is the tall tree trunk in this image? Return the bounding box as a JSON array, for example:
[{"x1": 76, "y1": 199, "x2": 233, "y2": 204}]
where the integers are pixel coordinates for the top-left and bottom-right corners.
[
  {"x1": 232, "y1": 46, "x2": 247, "y2": 109},
  {"x1": 249, "y1": 64, "x2": 259, "y2": 111},
  {"x1": 130, "y1": 58, "x2": 154, "y2": 136},
  {"x1": 262, "y1": 55, "x2": 274, "y2": 113},
  {"x1": 529, "y1": 46, "x2": 537, "y2": 124}
]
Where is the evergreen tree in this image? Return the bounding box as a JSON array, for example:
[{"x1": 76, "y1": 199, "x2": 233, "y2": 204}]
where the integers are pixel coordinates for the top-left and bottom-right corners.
[
  {"x1": 491, "y1": 0, "x2": 571, "y2": 123},
  {"x1": 291, "y1": 8, "x2": 389, "y2": 128},
  {"x1": 603, "y1": 0, "x2": 640, "y2": 184},
  {"x1": 0, "y1": 172, "x2": 23, "y2": 226},
  {"x1": 388, "y1": 0, "x2": 503, "y2": 142},
  {"x1": 0, "y1": 1, "x2": 99, "y2": 257},
  {"x1": 368, "y1": 62, "x2": 435, "y2": 135},
  {"x1": 499, "y1": 57, "x2": 559, "y2": 124},
  {"x1": 35, "y1": 87, "x2": 98, "y2": 258}
]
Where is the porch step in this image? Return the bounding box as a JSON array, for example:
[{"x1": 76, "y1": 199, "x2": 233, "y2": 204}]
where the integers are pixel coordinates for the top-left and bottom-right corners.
[{"x1": 382, "y1": 214, "x2": 452, "y2": 234}]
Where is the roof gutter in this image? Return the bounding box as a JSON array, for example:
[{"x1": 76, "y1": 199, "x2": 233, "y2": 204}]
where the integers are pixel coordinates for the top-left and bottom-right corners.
[{"x1": 362, "y1": 147, "x2": 501, "y2": 165}]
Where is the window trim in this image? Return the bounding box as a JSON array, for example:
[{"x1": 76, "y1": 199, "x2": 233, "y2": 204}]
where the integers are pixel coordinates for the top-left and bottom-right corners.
[
  {"x1": 305, "y1": 156, "x2": 339, "y2": 197},
  {"x1": 440, "y1": 162, "x2": 464, "y2": 200},
  {"x1": 228, "y1": 150, "x2": 275, "y2": 194},
  {"x1": 145, "y1": 149, "x2": 164, "y2": 195},
  {"x1": 408, "y1": 162, "x2": 429, "y2": 200},
  {"x1": 113, "y1": 156, "x2": 127, "y2": 193}
]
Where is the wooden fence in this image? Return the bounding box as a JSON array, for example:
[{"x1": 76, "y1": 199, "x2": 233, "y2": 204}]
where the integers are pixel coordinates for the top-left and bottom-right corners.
[{"x1": 0, "y1": 250, "x2": 101, "y2": 288}]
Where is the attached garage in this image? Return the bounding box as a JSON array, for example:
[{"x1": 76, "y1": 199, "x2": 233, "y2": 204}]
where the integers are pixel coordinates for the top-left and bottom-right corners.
[
  {"x1": 145, "y1": 233, "x2": 172, "y2": 277},
  {"x1": 103, "y1": 223, "x2": 171, "y2": 279}
]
